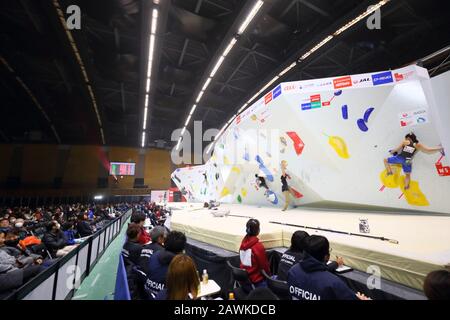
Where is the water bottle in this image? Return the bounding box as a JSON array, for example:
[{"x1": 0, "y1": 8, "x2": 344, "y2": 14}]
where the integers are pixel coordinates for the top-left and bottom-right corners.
[{"x1": 202, "y1": 269, "x2": 208, "y2": 285}]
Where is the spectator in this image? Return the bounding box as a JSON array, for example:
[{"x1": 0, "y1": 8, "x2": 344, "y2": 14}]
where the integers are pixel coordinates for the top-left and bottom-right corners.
[
  {"x1": 277, "y1": 231, "x2": 344, "y2": 281},
  {"x1": 156, "y1": 254, "x2": 200, "y2": 300},
  {"x1": 63, "y1": 222, "x2": 76, "y2": 245},
  {"x1": 122, "y1": 224, "x2": 143, "y2": 267},
  {"x1": 0, "y1": 218, "x2": 10, "y2": 233},
  {"x1": 423, "y1": 270, "x2": 450, "y2": 300},
  {"x1": 287, "y1": 235, "x2": 368, "y2": 300},
  {"x1": 277, "y1": 231, "x2": 309, "y2": 281},
  {"x1": 131, "y1": 211, "x2": 151, "y2": 244},
  {"x1": 43, "y1": 220, "x2": 77, "y2": 258},
  {"x1": 144, "y1": 231, "x2": 186, "y2": 299},
  {"x1": 239, "y1": 219, "x2": 270, "y2": 290},
  {"x1": 139, "y1": 226, "x2": 166, "y2": 275},
  {"x1": 77, "y1": 212, "x2": 93, "y2": 238}
]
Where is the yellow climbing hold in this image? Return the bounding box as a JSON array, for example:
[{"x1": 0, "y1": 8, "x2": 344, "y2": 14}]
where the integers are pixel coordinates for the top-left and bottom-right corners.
[
  {"x1": 221, "y1": 187, "x2": 230, "y2": 197},
  {"x1": 231, "y1": 166, "x2": 241, "y2": 174},
  {"x1": 328, "y1": 136, "x2": 350, "y2": 159},
  {"x1": 399, "y1": 178, "x2": 429, "y2": 206},
  {"x1": 251, "y1": 114, "x2": 257, "y2": 121},
  {"x1": 241, "y1": 188, "x2": 248, "y2": 197},
  {"x1": 380, "y1": 167, "x2": 401, "y2": 188}
]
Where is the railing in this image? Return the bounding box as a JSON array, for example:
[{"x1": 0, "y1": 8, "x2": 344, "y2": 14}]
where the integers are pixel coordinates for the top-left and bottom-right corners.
[{"x1": 3, "y1": 208, "x2": 133, "y2": 300}]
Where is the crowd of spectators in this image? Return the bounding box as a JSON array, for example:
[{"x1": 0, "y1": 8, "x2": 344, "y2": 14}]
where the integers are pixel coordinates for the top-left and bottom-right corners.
[
  {"x1": 1, "y1": 202, "x2": 126, "y2": 297},
  {"x1": 122, "y1": 211, "x2": 450, "y2": 301}
]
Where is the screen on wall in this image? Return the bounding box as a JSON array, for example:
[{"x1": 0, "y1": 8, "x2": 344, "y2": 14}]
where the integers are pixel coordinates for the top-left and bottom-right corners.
[{"x1": 109, "y1": 162, "x2": 135, "y2": 176}]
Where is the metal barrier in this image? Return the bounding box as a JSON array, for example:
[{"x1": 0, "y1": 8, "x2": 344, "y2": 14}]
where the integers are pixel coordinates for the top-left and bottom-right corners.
[{"x1": 3, "y1": 208, "x2": 133, "y2": 300}]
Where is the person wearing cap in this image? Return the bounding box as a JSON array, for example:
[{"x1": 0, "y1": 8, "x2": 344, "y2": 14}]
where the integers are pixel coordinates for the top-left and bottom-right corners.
[{"x1": 138, "y1": 226, "x2": 167, "y2": 276}]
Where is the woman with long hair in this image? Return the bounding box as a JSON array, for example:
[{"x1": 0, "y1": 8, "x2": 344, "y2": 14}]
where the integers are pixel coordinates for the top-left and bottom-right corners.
[
  {"x1": 156, "y1": 254, "x2": 200, "y2": 300},
  {"x1": 281, "y1": 160, "x2": 298, "y2": 211}
]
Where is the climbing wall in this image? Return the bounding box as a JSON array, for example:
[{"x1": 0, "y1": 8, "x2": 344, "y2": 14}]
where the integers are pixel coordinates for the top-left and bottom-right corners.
[{"x1": 172, "y1": 65, "x2": 450, "y2": 214}]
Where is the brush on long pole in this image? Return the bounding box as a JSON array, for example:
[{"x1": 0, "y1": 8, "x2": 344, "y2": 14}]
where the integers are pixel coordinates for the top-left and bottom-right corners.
[{"x1": 269, "y1": 221, "x2": 399, "y2": 244}]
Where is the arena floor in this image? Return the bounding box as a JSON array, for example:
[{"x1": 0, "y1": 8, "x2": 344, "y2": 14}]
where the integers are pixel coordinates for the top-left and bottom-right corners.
[{"x1": 169, "y1": 202, "x2": 450, "y2": 291}]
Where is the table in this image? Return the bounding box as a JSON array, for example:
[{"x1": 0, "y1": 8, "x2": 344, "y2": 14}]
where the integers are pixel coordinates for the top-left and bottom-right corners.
[{"x1": 198, "y1": 279, "x2": 221, "y2": 298}]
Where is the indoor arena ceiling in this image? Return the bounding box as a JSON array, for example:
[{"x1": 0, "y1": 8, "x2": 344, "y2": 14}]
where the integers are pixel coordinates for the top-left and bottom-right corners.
[{"x1": 0, "y1": 0, "x2": 449, "y2": 148}]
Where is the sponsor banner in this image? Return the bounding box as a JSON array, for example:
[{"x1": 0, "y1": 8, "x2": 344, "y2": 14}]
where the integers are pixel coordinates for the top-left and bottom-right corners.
[
  {"x1": 394, "y1": 70, "x2": 416, "y2": 83},
  {"x1": 372, "y1": 71, "x2": 393, "y2": 86},
  {"x1": 333, "y1": 76, "x2": 352, "y2": 89},
  {"x1": 398, "y1": 108, "x2": 429, "y2": 128},
  {"x1": 351, "y1": 74, "x2": 372, "y2": 88},
  {"x1": 273, "y1": 84, "x2": 282, "y2": 99},
  {"x1": 265, "y1": 91, "x2": 273, "y2": 104}
]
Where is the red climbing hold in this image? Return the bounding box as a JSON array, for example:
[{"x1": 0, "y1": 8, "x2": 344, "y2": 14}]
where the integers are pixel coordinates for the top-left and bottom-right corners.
[{"x1": 286, "y1": 132, "x2": 305, "y2": 156}]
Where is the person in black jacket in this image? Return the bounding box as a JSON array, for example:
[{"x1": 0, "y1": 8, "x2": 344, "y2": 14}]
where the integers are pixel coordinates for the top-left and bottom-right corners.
[
  {"x1": 76, "y1": 212, "x2": 93, "y2": 238},
  {"x1": 277, "y1": 231, "x2": 344, "y2": 281},
  {"x1": 144, "y1": 231, "x2": 186, "y2": 299},
  {"x1": 138, "y1": 226, "x2": 166, "y2": 276},
  {"x1": 122, "y1": 224, "x2": 143, "y2": 267},
  {"x1": 43, "y1": 221, "x2": 77, "y2": 258},
  {"x1": 287, "y1": 235, "x2": 369, "y2": 300},
  {"x1": 277, "y1": 231, "x2": 309, "y2": 281},
  {"x1": 122, "y1": 224, "x2": 144, "y2": 300}
]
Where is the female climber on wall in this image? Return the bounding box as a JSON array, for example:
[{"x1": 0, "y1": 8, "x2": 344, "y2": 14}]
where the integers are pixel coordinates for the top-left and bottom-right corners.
[
  {"x1": 384, "y1": 132, "x2": 443, "y2": 190},
  {"x1": 281, "y1": 160, "x2": 299, "y2": 211}
]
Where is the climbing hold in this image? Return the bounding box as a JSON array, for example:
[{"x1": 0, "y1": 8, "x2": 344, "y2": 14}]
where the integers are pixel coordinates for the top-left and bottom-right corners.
[{"x1": 328, "y1": 136, "x2": 350, "y2": 159}]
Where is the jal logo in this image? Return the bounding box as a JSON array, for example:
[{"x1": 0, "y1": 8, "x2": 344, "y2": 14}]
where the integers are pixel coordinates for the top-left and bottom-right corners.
[
  {"x1": 352, "y1": 77, "x2": 371, "y2": 84},
  {"x1": 372, "y1": 71, "x2": 393, "y2": 86},
  {"x1": 333, "y1": 76, "x2": 352, "y2": 89}
]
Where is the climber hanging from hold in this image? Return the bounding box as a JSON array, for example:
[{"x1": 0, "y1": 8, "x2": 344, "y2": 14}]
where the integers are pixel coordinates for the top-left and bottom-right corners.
[{"x1": 384, "y1": 132, "x2": 443, "y2": 190}]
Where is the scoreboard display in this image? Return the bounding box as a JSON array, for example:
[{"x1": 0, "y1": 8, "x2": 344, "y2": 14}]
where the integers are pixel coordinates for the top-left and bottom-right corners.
[{"x1": 109, "y1": 162, "x2": 135, "y2": 176}]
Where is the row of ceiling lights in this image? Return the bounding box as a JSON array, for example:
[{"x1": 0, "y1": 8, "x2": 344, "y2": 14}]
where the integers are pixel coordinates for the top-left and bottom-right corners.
[
  {"x1": 141, "y1": 1, "x2": 160, "y2": 148},
  {"x1": 53, "y1": 0, "x2": 105, "y2": 144},
  {"x1": 205, "y1": 0, "x2": 391, "y2": 154},
  {"x1": 174, "y1": 0, "x2": 265, "y2": 151}
]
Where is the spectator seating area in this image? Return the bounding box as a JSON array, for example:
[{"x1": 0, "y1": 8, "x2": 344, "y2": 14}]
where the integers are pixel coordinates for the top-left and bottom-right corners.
[
  {"x1": 118, "y1": 209, "x2": 450, "y2": 301},
  {"x1": 0, "y1": 203, "x2": 132, "y2": 299}
]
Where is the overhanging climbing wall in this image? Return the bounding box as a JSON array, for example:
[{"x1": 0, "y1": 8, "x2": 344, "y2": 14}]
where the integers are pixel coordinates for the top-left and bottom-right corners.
[{"x1": 172, "y1": 65, "x2": 450, "y2": 214}]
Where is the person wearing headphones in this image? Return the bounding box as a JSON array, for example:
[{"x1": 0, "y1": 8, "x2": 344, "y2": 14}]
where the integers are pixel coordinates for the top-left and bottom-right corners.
[{"x1": 239, "y1": 219, "x2": 271, "y2": 291}]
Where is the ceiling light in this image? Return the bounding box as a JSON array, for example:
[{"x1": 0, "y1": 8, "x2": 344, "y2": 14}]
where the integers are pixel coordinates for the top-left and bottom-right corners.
[
  {"x1": 237, "y1": 0, "x2": 264, "y2": 35},
  {"x1": 223, "y1": 38, "x2": 237, "y2": 57},
  {"x1": 210, "y1": 56, "x2": 225, "y2": 78},
  {"x1": 146, "y1": 78, "x2": 151, "y2": 93},
  {"x1": 279, "y1": 62, "x2": 297, "y2": 77},
  {"x1": 189, "y1": 105, "x2": 197, "y2": 115},
  {"x1": 195, "y1": 91, "x2": 204, "y2": 103},
  {"x1": 175, "y1": 137, "x2": 182, "y2": 150},
  {"x1": 184, "y1": 115, "x2": 192, "y2": 126},
  {"x1": 202, "y1": 78, "x2": 212, "y2": 91},
  {"x1": 300, "y1": 35, "x2": 333, "y2": 60},
  {"x1": 141, "y1": 131, "x2": 146, "y2": 147}
]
